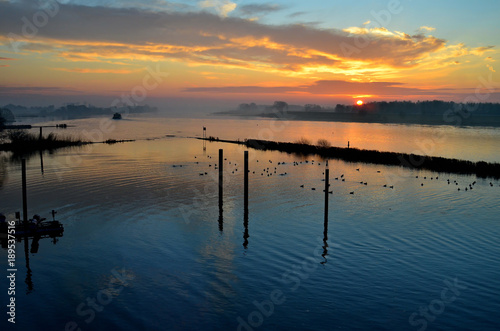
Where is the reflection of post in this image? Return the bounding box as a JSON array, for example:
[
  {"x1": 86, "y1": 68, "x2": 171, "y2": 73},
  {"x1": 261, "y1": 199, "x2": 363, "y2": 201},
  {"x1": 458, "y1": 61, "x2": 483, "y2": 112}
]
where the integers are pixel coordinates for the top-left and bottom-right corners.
[
  {"x1": 22, "y1": 159, "x2": 28, "y2": 223},
  {"x1": 243, "y1": 209, "x2": 249, "y2": 249},
  {"x1": 31, "y1": 235, "x2": 40, "y2": 254},
  {"x1": 322, "y1": 162, "x2": 329, "y2": 264},
  {"x1": 24, "y1": 236, "x2": 33, "y2": 293},
  {"x1": 218, "y1": 149, "x2": 224, "y2": 233},
  {"x1": 24, "y1": 234, "x2": 33, "y2": 294},
  {"x1": 39, "y1": 150, "x2": 44, "y2": 174},
  {"x1": 218, "y1": 206, "x2": 223, "y2": 233},
  {"x1": 22, "y1": 158, "x2": 33, "y2": 291},
  {"x1": 244, "y1": 151, "x2": 248, "y2": 212},
  {"x1": 322, "y1": 215, "x2": 328, "y2": 264}
]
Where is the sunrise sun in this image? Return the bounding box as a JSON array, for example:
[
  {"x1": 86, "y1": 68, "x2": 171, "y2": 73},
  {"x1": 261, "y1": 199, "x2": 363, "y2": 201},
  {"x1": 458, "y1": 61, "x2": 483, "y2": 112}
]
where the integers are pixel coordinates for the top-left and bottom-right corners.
[{"x1": 356, "y1": 100, "x2": 364, "y2": 106}]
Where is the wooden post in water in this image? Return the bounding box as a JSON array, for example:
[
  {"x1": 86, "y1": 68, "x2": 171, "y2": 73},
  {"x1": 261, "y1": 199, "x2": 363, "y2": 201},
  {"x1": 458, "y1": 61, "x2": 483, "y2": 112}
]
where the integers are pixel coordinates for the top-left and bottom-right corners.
[
  {"x1": 219, "y1": 149, "x2": 223, "y2": 206},
  {"x1": 39, "y1": 127, "x2": 42, "y2": 140},
  {"x1": 218, "y1": 149, "x2": 223, "y2": 232},
  {"x1": 22, "y1": 159, "x2": 28, "y2": 223},
  {"x1": 244, "y1": 151, "x2": 249, "y2": 211},
  {"x1": 243, "y1": 151, "x2": 249, "y2": 248},
  {"x1": 324, "y1": 167, "x2": 329, "y2": 222}
]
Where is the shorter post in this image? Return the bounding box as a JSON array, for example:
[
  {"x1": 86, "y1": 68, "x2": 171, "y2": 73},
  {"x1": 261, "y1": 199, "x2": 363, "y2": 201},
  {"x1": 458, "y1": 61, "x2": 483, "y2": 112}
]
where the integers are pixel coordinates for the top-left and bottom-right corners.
[{"x1": 39, "y1": 127, "x2": 43, "y2": 140}]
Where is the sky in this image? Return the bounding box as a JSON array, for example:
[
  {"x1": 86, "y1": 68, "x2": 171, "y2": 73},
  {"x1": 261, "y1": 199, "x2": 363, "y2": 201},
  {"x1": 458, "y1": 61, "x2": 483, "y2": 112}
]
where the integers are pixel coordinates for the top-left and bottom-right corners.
[{"x1": 0, "y1": 0, "x2": 499, "y2": 108}]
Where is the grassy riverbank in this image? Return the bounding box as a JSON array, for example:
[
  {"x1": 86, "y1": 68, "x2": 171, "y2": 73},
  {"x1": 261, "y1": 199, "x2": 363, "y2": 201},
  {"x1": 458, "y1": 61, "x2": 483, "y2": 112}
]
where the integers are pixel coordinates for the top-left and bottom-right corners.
[
  {"x1": 199, "y1": 137, "x2": 500, "y2": 179},
  {"x1": 0, "y1": 130, "x2": 87, "y2": 153}
]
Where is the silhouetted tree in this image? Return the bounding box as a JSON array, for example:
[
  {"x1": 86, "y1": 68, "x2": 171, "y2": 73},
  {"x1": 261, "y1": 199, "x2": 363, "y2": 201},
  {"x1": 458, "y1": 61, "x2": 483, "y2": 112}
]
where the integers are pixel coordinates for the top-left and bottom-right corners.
[
  {"x1": 294, "y1": 137, "x2": 311, "y2": 145},
  {"x1": 0, "y1": 108, "x2": 15, "y2": 125},
  {"x1": 317, "y1": 139, "x2": 331, "y2": 148},
  {"x1": 273, "y1": 101, "x2": 288, "y2": 114}
]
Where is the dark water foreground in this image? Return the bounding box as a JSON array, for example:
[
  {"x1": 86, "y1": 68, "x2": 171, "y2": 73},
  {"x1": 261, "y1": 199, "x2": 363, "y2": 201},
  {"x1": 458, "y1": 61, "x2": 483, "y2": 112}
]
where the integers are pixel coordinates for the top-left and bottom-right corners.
[
  {"x1": 200, "y1": 138, "x2": 500, "y2": 179},
  {"x1": 1, "y1": 121, "x2": 500, "y2": 331}
]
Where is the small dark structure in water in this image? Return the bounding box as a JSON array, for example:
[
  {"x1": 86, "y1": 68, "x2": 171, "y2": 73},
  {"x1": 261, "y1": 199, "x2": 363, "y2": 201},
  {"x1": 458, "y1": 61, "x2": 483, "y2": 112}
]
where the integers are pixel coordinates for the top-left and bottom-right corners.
[
  {"x1": 112, "y1": 112, "x2": 122, "y2": 119},
  {"x1": 1, "y1": 211, "x2": 64, "y2": 239},
  {"x1": 1, "y1": 219, "x2": 64, "y2": 238}
]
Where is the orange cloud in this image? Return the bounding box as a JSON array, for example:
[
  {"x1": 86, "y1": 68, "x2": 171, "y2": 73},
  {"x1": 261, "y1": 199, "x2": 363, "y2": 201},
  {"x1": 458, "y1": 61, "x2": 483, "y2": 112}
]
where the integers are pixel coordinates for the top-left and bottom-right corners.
[
  {"x1": 52, "y1": 67, "x2": 139, "y2": 74},
  {"x1": 0, "y1": 1, "x2": 497, "y2": 102},
  {"x1": 0, "y1": 2, "x2": 451, "y2": 76}
]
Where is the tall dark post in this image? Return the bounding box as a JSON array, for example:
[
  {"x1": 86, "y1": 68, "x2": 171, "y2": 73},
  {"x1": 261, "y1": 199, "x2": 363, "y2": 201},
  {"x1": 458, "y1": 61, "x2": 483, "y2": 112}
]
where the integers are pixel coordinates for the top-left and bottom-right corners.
[
  {"x1": 39, "y1": 127, "x2": 43, "y2": 140},
  {"x1": 218, "y1": 149, "x2": 223, "y2": 232},
  {"x1": 243, "y1": 151, "x2": 249, "y2": 249},
  {"x1": 219, "y1": 149, "x2": 223, "y2": 206},
  {"x1": 324, "y1": 168, "x2": 329, "y2": 222},
  {"x1": 244, "y1": 151, "x2": 249, "y2": 211},
  {"x1": 22, "y1": 159, "x2": 28, "y2": 223}
]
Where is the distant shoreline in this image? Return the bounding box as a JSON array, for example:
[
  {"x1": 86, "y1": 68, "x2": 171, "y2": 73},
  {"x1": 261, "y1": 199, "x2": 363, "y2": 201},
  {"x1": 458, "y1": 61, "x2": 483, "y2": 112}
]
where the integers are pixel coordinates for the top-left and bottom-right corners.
[
  {"x1": 0, "y1": 129, "x2": 134, "y2": 155},
  {"x1": 213, "y1": 110, "x2": 500, "y2": 128},
  {"x1": 198, "y1": 137, "x2": 500, "y2": 179}
]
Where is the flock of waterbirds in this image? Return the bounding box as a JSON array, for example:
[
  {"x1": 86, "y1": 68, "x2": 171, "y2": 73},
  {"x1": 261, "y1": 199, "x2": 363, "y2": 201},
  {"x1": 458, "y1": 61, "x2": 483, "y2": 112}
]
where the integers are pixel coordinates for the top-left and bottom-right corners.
[{"x1": 172, "y1": 153, "x2": 500, "y2": 196}]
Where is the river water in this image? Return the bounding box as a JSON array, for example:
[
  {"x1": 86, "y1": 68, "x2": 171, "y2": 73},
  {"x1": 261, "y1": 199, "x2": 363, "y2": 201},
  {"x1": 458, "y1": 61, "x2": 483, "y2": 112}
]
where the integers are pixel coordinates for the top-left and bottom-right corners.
[{"x1": 1, "y1": 113, "x2": 499, "y2": 330}]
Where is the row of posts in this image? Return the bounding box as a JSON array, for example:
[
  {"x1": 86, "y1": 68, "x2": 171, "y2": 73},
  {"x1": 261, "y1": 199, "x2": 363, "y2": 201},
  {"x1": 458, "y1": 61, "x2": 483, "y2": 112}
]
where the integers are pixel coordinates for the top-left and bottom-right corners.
[
  {"x1": 217, "y1": 149, "x2": 330, "y2": 249},
  {"x1": 20, "y1": 149, "x2": 330, "y2": 252},
  {"x1": 218, "y1": 149, "x2": 329, "y2": 219}
]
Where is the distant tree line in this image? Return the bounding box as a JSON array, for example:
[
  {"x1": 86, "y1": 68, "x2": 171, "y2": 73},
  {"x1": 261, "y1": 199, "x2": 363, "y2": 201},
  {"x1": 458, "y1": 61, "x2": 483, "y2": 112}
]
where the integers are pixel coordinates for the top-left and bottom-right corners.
[
  {"x1": 238, "y1": 100, "x2": 500, "y2": 116},
  {"x1": 336, "y1": 100, "x2": 500, "y2": 116},
  {"x1": 1, "y1": 103, "x2": 157, "y2": 119}
]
